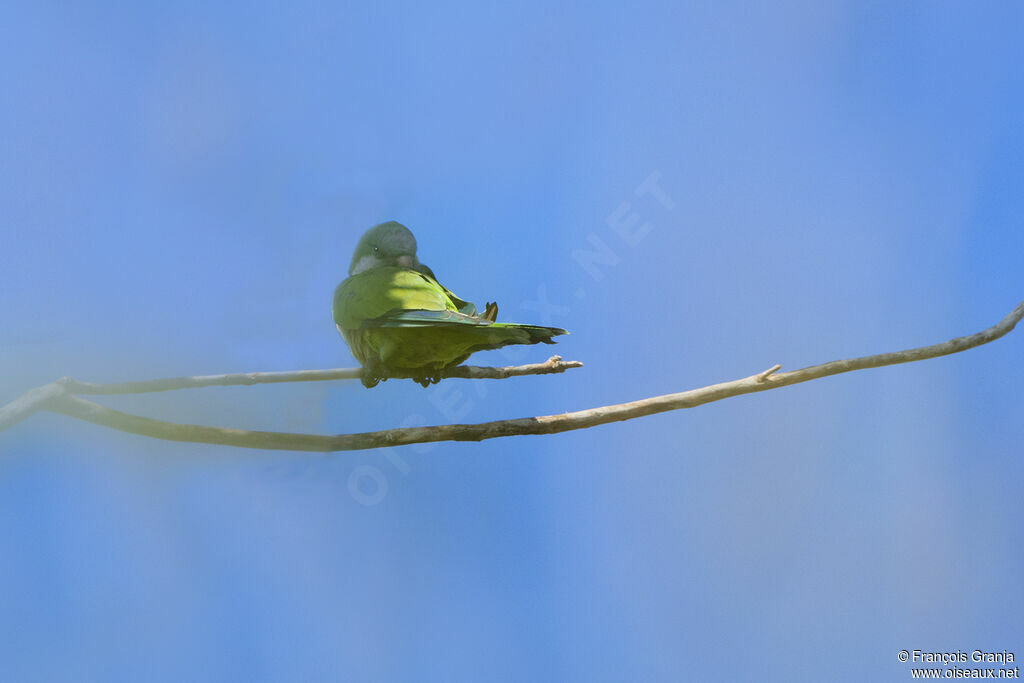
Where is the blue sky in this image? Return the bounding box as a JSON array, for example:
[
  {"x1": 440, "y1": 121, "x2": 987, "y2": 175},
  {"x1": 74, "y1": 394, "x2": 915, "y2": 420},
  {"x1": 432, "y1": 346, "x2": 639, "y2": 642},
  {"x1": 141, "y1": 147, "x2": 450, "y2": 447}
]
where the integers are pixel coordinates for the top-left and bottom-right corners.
[{"x1": 2, "y1": 2, "x2": 1023, "y2": 681}]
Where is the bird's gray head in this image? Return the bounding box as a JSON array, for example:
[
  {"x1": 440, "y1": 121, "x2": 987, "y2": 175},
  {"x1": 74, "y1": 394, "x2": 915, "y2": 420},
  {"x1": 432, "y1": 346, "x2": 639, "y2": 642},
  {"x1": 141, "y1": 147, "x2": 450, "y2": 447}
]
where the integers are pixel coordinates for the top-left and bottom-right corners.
[{"x1": 349, "y1": 221, "x2": 421, "y2": 275}]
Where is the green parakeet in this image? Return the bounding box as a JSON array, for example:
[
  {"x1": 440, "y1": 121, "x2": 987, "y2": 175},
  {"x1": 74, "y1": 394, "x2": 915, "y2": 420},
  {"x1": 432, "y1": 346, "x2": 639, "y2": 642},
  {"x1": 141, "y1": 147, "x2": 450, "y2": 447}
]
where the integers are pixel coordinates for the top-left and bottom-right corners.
[{"x1": 333, "y1": 221, "x2": 568, "y2": 388}]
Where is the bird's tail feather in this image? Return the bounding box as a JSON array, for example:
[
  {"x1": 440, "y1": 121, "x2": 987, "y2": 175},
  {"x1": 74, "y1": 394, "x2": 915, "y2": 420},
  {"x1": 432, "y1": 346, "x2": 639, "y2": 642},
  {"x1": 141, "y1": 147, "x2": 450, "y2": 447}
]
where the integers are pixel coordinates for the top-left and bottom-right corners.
[
  {"x1": 485, "y1": 322, "x2": 567, "y2": 345},
  {"x1": 363, "y1": 308, "x2": 567, "y2": 351}
]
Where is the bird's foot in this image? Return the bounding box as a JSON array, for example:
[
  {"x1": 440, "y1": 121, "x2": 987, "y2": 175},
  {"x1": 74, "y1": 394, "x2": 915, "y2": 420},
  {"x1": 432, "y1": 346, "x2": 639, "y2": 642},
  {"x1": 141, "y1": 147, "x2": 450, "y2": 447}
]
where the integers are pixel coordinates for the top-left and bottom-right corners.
[
  {"x1": 361, "y1": 370, "x2": 382, "y2": 388},
  {"x1": 413, "y1": 375, "x2": 442, "y2": 388}
]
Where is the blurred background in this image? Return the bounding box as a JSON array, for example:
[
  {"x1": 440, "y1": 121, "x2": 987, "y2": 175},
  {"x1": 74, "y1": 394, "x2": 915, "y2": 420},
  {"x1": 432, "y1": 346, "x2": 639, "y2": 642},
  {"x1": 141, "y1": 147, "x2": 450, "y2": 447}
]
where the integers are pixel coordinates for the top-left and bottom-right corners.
[{"x1": 2, "y1": 2, "x2": 1022, "y2": 681}]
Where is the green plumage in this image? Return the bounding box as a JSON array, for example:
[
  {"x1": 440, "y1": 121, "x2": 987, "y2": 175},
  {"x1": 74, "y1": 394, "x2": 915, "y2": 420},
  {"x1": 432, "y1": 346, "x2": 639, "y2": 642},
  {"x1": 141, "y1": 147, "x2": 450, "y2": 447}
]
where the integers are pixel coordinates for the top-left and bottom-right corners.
[{"x1": 333, "y1": 223, "x2": 567, "y2": 387}]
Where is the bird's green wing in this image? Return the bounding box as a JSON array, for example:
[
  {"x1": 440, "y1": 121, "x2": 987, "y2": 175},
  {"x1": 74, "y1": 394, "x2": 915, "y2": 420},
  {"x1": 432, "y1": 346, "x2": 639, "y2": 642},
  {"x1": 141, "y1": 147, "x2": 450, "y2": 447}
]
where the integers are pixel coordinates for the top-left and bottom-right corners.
[
  {"x1": 411, "y1": 263, "x2": 480, "y2": 317},
  {"x1": 366, "y1": 308, "x2": 566, "y2": 338},
  {"x1": 333, "y1": 266, "x2": 459, "y2": 330},
  {"x1": 442, "y1": 288, "x2": 479, "y2": 317},
  {"x1": 363, "y1": 309, "x2": 493, "y2": 327}
]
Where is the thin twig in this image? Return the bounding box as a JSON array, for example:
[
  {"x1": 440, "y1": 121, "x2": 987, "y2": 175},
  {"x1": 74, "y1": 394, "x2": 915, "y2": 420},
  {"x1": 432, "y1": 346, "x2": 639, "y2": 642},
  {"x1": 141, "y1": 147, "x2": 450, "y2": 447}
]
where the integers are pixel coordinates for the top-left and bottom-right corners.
[
  {"x1": 60, "y1": 355, "x2": 583, "y2": 395},
  {"x1": 0, "y1": 356, "x2": 582, "y2": 433},
  {"x1": 21, "y1": 299, "x2": 1024, "y2": 451},
  {"x1": 756, "y1": 364, "x2": 782, "y2": 382}
]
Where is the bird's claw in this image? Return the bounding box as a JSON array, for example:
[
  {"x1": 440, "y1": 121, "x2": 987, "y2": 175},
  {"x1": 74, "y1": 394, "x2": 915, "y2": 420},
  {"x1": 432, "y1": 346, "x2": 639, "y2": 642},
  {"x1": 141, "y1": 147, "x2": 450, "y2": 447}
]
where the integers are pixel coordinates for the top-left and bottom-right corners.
[
  {"x1": 361, "y1": 368, "x2": 383, "y2": 388},
  {"x1": 414, "y1": 375, "x2": 442, "y2": 388}
]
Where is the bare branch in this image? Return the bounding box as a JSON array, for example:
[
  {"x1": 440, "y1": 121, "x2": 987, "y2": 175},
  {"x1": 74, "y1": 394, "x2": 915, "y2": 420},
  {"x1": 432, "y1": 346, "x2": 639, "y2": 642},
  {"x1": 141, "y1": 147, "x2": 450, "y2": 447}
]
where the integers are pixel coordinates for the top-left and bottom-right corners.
[
  {"x1": 0, "y1": 356, "x2": 582, "y2": 432},
  {"x1": 760, "y1": 298, "x2": 1024, "y2": 387},
  {"x1": 14, "y1": 299, "x2": 1022, "y2": 452},
  {"x1": 0, "y1": 382, "x2": 67, "y2": 432},
  {"x1": 60, "y1": 355, "x2": 583, "y2": 395}
]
